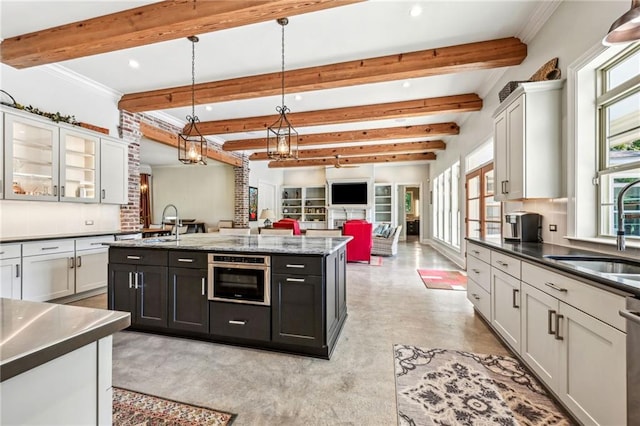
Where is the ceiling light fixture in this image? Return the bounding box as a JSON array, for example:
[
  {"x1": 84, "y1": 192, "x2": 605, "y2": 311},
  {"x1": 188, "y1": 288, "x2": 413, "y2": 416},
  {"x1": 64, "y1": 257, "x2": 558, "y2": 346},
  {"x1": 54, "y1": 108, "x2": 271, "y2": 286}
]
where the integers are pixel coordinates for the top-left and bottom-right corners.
[
  {"x1": 128, "y1": 59, "x2": 140, "y2": 69},
  {"x1": 402, "y1": 81, "x2": 411, "y2": 88},
  {"x1": 295, "y1": 94, "x2": 303, "y2": 101},
  {"x1": 410, "y1": 4, "x2": 422, "y2": 17},
  {"x1": 205, "y1": 105, "x2": 213, "y2": 111},
  {"x1": 266, "y1": 18, "x2": 298, "y2": 161},
  {"x1": 178, "y1": 35, "x2": 207, "y2": 165},
  {"x1": 603, "y1": 0, "x2": 640, "y2": 45}
]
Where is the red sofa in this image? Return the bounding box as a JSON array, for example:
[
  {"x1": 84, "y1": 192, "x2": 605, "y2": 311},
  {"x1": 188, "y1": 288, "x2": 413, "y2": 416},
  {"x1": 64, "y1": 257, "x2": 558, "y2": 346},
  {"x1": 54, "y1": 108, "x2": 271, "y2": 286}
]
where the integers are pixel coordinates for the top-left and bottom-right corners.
[
  {"x1": 342, "y1": 219, "x2": 373, "y2": 263},
  {"x1": 273, "y1": 218, "x2": 302, "y2": 235}
]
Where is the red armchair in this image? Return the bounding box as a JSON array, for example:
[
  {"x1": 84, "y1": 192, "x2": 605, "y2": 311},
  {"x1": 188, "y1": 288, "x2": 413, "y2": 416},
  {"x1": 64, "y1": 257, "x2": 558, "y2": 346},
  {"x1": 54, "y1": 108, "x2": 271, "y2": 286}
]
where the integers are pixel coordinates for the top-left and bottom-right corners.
[
  {"x1": 273, "y1": 218, "x2": 302, "y2": 235},
  {"x1": 342, "y1": 220, "x2": 373, "y2": 263}
]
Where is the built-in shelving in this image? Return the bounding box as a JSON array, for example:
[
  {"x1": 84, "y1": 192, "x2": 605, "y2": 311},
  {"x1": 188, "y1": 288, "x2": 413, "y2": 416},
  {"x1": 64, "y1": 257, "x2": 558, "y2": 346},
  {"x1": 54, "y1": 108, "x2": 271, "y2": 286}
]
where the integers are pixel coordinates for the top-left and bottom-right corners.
[
  {"x1": 374, "y1": 183, "x2": 394, "y2": 225},
  {"x1": 281, "y1": 186, "x2": 327, "y2": 228}
]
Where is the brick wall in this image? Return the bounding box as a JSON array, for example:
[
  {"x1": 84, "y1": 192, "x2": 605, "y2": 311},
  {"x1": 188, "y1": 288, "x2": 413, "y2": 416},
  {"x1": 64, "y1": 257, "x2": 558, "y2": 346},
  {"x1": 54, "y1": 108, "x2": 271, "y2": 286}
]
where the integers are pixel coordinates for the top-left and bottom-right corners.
[{"x1": 234, "y1": 156, "x2": 250, "y2": 228}]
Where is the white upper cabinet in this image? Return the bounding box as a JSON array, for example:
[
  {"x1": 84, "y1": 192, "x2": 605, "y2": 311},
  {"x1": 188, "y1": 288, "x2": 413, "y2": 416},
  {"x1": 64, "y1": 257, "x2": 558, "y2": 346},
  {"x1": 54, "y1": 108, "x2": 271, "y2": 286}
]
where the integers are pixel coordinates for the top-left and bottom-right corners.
[
  {"x1": 59, "y1": 128, "x2": 100, "y2": 203},
  {"x1": 493, "y1": 80, "x2": 564, "y2": 201},
  {"x1": 100, "y1": 138, "x2": 128, "y2": 205}
]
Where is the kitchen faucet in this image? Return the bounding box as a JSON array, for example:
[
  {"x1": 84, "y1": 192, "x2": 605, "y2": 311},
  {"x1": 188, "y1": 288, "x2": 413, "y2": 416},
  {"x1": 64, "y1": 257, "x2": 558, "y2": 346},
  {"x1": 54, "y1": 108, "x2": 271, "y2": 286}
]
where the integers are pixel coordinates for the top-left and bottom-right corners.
[
  {"x1": 616, "y1": 178, "x2": 640, "y2": 251},
  {"x1": 161, "y1": 204, "x2": 180, "y2": 241}
]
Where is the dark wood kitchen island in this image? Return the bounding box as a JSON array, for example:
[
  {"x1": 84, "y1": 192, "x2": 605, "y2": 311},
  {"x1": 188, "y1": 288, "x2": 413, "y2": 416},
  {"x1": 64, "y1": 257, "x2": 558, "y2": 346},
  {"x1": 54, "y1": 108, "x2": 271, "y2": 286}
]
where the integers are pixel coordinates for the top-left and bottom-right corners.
[{"x1": 106, "y1": 233, "x2": 349, "y2": 359}]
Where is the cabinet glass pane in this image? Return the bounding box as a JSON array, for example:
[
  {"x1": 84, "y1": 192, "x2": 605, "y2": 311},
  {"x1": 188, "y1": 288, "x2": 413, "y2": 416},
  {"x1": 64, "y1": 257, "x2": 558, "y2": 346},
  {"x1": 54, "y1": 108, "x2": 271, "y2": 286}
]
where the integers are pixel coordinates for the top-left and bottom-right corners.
[
  {"x1": 468, "y1": 220, "x2": 481, "y2": 238},
  {"x1": 485, "y1": 198, "x2": 501, "y2": 221},
  {"x1": 468, "y1": 175, "x2": 480, "y2": 199},
  {"x1": 468, "y1": 199, "x2": 480, "y2": 221},
  {"x1": 11, "y1": 121, "x2": 55, "y2": 196},
  {"x1": 485, "y1": 222, "x2": 502, "y2": 238},
  {"x1": 63, "y1": 133, "x2": 97, "y2": 200},
  {"x1": 484, "y1": 169, "x2": 495, "y2": 195}
]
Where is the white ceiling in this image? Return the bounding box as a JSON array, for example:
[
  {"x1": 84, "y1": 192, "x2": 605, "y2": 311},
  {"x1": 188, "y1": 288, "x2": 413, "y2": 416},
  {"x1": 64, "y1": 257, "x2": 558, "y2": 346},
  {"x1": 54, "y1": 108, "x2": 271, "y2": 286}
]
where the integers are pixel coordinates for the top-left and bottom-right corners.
[{"x1": 0, "y1": 0, "x2": 550, "y2": 166}]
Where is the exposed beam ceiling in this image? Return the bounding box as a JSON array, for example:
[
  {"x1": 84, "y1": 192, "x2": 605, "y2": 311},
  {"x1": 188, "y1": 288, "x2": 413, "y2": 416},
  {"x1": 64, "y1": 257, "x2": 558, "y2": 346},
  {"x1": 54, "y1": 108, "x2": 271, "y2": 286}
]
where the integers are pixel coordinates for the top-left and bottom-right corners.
[
  {"x1": 268, "y1": 152, "x2": 436, "y2": 168},
  {"x1": 223, "y1": 122, "x2": 458, "y2": 151},
  {"x1": 1, "y1": 0, "x2": 363, "y2": 69},
  {"x1": 139, "y1": 122, "x2": 242, "y2": 167},
  {"x1": 194, "y1": 94, "x2": 482, "y2": 135},
  {"x1": 118, "y1": 37, "x2": 525, "y2": 112},
  {"x1": 249, "y1": 140, "x2": 445, "y2": 161}
]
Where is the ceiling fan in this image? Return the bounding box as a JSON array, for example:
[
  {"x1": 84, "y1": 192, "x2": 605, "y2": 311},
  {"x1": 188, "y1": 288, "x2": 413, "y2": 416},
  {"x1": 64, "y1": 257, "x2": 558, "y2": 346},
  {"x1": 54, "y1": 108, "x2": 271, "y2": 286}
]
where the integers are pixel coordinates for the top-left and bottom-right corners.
[{"x1": 334, "y1": 155, "x2": 359, "y2": 169}]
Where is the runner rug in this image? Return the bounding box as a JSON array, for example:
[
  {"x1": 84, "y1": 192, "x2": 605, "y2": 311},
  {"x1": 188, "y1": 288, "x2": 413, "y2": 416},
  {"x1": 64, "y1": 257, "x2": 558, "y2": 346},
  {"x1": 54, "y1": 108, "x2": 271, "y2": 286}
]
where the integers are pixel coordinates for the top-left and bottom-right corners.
[
  {"x1": 113, "y1": 387, "x2": 236, "y2": 425},
  {"x1": 417, "y1": 269, "x2": 467, "y2": 290},
  {"x1": 393, "y1": 345, "x2": 573, "y2": 426}
]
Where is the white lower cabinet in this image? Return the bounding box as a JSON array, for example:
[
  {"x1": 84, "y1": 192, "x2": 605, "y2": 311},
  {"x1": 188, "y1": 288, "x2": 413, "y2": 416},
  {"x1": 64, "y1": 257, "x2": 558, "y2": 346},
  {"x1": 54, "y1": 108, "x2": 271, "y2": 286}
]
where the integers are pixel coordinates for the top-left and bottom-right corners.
[
  {"x1": 22, "y1": 241, "x2": 75, "y2": 302},
  {"x1": 467, "y1": 279, "x2": 491, "y2": 320},
  {"x1": 491, "y1": 268, "x2": 521, "y2": 352},
  {"x1": 0, "y1": 244, "x2": 21, "y2": 299},
  {"x1": 75, "y1": 236, "x2": 112, "y2": 293}
]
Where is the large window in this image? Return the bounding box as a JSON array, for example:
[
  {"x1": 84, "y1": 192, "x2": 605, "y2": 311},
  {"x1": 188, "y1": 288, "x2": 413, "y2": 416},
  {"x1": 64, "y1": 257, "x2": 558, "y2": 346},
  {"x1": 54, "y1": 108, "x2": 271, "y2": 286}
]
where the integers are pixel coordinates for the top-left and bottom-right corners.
[
  {"x1": 432, "y1": 161, "x2": 460, "y2": 248},
  {"x1": 466, "y1": 164, "x2": 500, "y2": 239},
  {"x1": 597, "y1": 45, "x2": 640, "y2": 239}
]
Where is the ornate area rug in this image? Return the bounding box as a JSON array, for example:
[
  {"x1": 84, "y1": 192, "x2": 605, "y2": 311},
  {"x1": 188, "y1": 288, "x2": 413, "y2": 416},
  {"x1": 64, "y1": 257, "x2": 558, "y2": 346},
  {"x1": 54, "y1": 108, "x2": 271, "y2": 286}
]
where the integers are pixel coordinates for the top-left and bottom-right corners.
[
  {"x1": 113, "y1": 387, "x2": 235, "y2": 425},
  {"x1": 394, "y1": 346, "x2": 573, "y2": 425},
  {"x1": 417, "y1": 269, "x2": 467, "y2": 291}
]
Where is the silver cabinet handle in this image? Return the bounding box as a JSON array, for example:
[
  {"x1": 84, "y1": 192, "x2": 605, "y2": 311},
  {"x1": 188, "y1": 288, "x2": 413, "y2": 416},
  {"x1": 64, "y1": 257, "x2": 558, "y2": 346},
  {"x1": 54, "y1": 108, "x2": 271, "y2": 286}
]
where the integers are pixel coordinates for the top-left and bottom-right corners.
[
  {"x1": 496, "y1": 260, "x2": 508, "y2": 267},
  {"x1": 545, "y1": 282, "x2": 567, "y2": 293},
  {"x1": 178, "y1": 258, "x2": 194, "y2": 263},
  {"x1": 127, "y1": 255, "x2": 141, "y2": 260},
  {"x1": 286, "y1": 278, "x2": 305, "y2": 282},
  {"x1": 201, "y1": 277, "x2": 206, "y2": 296},
  {"x1": 548, "y1": 310, "x2": 556, "y2": 335},
  {"x1": 512, "y1": 288, "x2": 519, "y2": 308},
  {"x1": 68, "y1": 257, "x2": 75, "y2": 269},
  {"x1": 555, "y1": 314, "x2": 564, "y2": 340},
  {"x1": 128, "y1": 271, "x2": 133, "y2": 289},
  {"x1": 504, "y1": 180, "x2": 509, "y2": 194},
  {"x1": 16, "y1": 264, "x2": 20, "y2": 278},
  {"x1": 90, "y1": 242, "x2": 104, "y2": 246},
  {"x1": 229, "y1": 320, "x2": 246, "y2": 325},
  {"x1": 471, "y1": 269, "x2": 480, "y2": 274},
  {"x1": 102, "y1": 189, "x2": 106, "y2": 199},
  {"x1": 0, "y1": 251, "x2": 5, "y2": 255},
  {"x1": 471, "y1": 293, "x2": 480, "y2": 300},
  {"x1": 285, "y1": 264, "x2": 305, "y2": 268},
  {"x1": 53, "y1": 185, "x2": 58, "y2": 196},
  {"x1": 41, "y1": 246, "x2": 59, "y2": 251},
  {"x1": 76, "y1": 256, "x2": 82, "y2": 267},
  {"x1": 472, "y1": 250, "x2": 480, "y2": 255},
  {"x1": 134, "y1": 272, "x2": 139, "y2": 289},
  {"x1": 61, "y1": 186, "x2": 65, "y2": 197},
  {"x1": 620, "y1": 310, "x2": 640, "y2": 325}
]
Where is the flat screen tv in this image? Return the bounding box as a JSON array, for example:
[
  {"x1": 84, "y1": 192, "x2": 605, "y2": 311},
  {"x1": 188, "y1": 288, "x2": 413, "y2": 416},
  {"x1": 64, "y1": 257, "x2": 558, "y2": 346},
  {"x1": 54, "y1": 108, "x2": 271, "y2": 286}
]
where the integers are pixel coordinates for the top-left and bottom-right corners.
[{"x1": 330, "y1": 182, "x2": 368, "y2": 205}]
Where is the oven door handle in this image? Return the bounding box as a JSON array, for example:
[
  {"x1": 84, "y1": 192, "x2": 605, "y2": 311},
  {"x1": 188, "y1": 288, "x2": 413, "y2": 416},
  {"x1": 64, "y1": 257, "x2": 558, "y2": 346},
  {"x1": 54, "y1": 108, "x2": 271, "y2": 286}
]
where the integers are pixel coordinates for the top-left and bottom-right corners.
[
  {"x1": 211, "y1": 262, "x2": 269, "y2": 271},
  {"x1": 620, "y1": 310, "x2": 640, "y2": 325}
]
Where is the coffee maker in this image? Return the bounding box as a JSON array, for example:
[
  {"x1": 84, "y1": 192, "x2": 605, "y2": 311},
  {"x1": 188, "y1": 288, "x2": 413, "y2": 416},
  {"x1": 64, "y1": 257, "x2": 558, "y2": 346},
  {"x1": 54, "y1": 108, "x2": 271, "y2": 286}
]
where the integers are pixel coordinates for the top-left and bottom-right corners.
[{"x1": 504, "y1": 211, "x2": 541, "y2": 243}]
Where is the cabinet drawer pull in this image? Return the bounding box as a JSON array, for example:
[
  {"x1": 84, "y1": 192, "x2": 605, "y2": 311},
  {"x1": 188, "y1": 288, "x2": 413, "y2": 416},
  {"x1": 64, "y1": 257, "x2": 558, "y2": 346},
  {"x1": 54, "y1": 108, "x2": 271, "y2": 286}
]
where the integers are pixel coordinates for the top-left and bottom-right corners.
[
  {"x1": 504, "y1": 180, "x2": 509, "y2": 194},
  {"x1": 102, "y1": 189, "x2": 106, "y2": 199},
  {"x1": 16, "y1": 264, "x2": 20, "y2": 278},
  {"x1": 228, "y1": 320, "x2": 246, "y2": 326},
  {"x1": 286, "y1": 278, "x2": 305, "y2": 282},
  {"x1": 128, "y1": 272, "x2": 133, "y2": 289},
  {"x1": 555, "y1": 314, "x2": 564, "y2": 340},
  {"x1": 471, "y1": 269, "x2": 480, "y2": 274},
  {"x1": 512, "y1": 288, "x2": 519, "y2": 308},
  {"x1": 90, "y1": 242, "x2": 104, "y2": 246},
  {"x1": 496, "y1": 260, "x2": 508, "y2": 267},
  {"x1": 548, "y1": 310, "x2": 556, "y2": 335},
  {"x1": 0, "y1": 251, "x2": 4, "y2": 255},
  {"x1": 471, "y1": 293, "x2": 480, "y2": 300},
  {"x1": 545, "y1": 282, "x2": 567, "y2": 293},
  {"x1": 285, "y1": 264, "x2": 305, "y2": 269},
  {"x1": 53, "y1": 185, "x2": 58, "y2": 196},
  {"x1": 76, "y1": 256, "x2": 82, "y2": 267},
  {"x1": 472, "y1": 250, "x2": 480, "y2": 255},
  {"x1": 68, "y1": 257, "x2": 75, "y2": 269},
  {"x1": 127, "y1": 255, "x2": 141, "y2": 260},
  {"x1": 178, "y1": 258, "x2": 194, "y2": 263},
  {"x1": 61, "y1": 186, "x2": 65, "y2": 197},
  {"x1": 134, "y1": 272, "x2": 140, "y2": 289},
  {"x1": 41, "y1": 246, "x2": 59, "y2": 251},
  {"x1": 201, "y1": 277, "x2": 206, "y2": 296}
]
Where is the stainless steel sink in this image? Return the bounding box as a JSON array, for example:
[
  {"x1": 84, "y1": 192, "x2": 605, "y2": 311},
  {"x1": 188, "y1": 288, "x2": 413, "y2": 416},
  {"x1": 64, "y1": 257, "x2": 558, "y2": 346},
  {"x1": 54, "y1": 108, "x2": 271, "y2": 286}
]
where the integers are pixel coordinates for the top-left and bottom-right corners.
[{"x1": 544, "y1": 255, "x2": 640, "y2": 275}]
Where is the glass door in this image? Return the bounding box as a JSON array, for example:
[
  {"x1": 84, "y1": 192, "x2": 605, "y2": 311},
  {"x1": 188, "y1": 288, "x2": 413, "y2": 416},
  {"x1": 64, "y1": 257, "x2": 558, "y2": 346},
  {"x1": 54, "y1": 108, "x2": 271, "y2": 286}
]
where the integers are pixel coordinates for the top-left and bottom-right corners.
[
  {"x1": 4, "y1": 114, "x2": 59, "y2": 201},
  {"x1": 466, "y1": 163, "x2": 501, "y2": 239},
  {"x1": 59, "y1": 129, "x2": 99, "y2": 203}
]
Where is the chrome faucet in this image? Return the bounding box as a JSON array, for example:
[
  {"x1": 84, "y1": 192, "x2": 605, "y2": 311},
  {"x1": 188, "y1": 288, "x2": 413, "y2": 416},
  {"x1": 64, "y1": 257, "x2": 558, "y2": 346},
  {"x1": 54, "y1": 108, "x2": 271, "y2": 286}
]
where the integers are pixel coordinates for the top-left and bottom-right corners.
[
  {"x1": 161, "y1": 204, "x2": 180, "y2": 241},
  {"x1": 616, "y1": 178, "x2": 640, "y2": 251}
]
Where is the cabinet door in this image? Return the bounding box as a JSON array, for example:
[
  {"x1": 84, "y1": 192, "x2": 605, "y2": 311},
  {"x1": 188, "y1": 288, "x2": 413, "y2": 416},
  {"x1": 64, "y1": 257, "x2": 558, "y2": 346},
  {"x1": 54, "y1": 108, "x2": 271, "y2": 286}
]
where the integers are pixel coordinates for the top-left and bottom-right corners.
[
  {"x1": 136, "y1": 265, "x2": 168, "y2": 328},
  {"x1": 59, "y1": 128, "x2": 99, "y2": 203},
  {"x1": 168, "y1": 267, "x2": 209, "y2": 333},
  {"x1": 4, "y1": 113, "x2": 59, "y2": 201},
  {"x1": 0, "y1": 259, "x2": 21, "y2": 299},
  {"x1": 337, "y1": 248, "x2": 346, "y2": 318},
  {"x1": 108, "y1": 263, "x2": 136, "y2": 315},
  {"x1": 75, "y1": 248, "x2": 108, "y2": 293},
  {"x1": 326, "y1": 251, "x2": 339, "y2": 338},
  {"x1": 22, "y1": 253, "x2": 74, "y2": 301},
  {"x1": 491, "y1": 268, "x2": 521, "y2": 352},
  {"x1": 558, "y1": 302, "x2": 626, "y2": 426},
  {"x1": 100, "y1": 138, "x2": 128, "y2": 204},
  {"x1": 493, "y1": 110, "x2": 508, "y2": 202},
  {"x1": 505, "y1": 96, "x2": 524, "y2": 200},
  {"x1": 272, "y1": 273, "x2": 324, "y2": 347},
  {"x1": 520, "y1": 283, "x2": 561, "y2": 391}
]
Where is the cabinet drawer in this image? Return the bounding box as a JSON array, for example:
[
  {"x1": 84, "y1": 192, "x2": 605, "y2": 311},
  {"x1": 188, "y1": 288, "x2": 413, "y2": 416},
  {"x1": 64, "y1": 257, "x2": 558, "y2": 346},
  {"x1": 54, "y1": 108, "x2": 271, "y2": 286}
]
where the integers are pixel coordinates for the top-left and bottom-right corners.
[
  {"x1": 109, "y1": 248, "x2": 167, "y2": 266},
  {"x1": 169, "y1": 251, "x2": 208, "y2": 269},
  {"x1": 467, "y1": 279, "x2": 490, "y2": 320},
  {"x1": 23, "y1": 239, "x2": 74, "y2": 257},
  {"x1": 0, "y1": 244, "x2": 21, "y2": 260},
  {"x1": 76, "y1": 235, "x2": 114, "y2": 251},
  {"x1": 491, "y1": 251, "x2": 521, "y2": 279},
  {"x1": 209, "y1": 302, "x2": 270, "y2": 341},
  {"x1": 466, "y1": 255, "x2": 491, "y2": 293},
  {"x1": 467, "y1": 242, "x2": 491, "y2": 264},
  {"x1": 272, "y1": 255, "x2": 323, "y2": 276},
  {"x1": 521, "y1": 262, "x2": 626, "y2": 331}
]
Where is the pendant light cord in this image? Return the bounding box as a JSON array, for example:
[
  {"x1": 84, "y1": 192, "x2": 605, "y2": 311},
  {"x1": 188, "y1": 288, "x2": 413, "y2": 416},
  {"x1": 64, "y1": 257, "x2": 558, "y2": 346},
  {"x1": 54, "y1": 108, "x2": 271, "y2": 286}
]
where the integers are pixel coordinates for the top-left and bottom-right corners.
[
  {"x1": 191, "y1": 38, "x2": 196, "y2": 120},
  {"x1": 281, "y1": 21, "x2": 285, "y2": 109}
]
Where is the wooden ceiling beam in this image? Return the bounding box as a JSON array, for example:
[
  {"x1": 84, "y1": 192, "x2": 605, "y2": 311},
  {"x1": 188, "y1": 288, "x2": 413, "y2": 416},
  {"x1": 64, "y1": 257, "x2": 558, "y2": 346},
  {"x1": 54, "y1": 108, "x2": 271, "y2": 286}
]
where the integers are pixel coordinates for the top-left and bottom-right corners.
[
  {"x1": 139, "y1": 121, "x2": 242, "y2": 167},
  {"x1": 249, "y1": 140, "x2": 445, "y2": 160},
  {"x1": 195, "y1": 94, "x2": 482, "y2": 135},
  {"x1": 1, "y1": 0, "x2": 363, "y2": 69},
  {"x1": 223, "y1": 122, "x2": 458, "y2": 151},
  {"x1": 268, "y1": 152, "x2": 436, "y2": 168},
  {"x1": 118, "y1": 37, "x2": 525, "y2": 112}
]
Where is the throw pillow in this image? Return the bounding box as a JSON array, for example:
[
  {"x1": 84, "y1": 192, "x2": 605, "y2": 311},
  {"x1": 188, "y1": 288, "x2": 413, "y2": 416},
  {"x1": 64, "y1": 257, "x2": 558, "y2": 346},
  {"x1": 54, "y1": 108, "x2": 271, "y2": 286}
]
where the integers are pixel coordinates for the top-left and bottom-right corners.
[
  {"x1": 373, "y1": 224, "x2": 384, "y2": 236},
  {"x1": 382, "y1": 227, "x2": 393, "y2": 238}
]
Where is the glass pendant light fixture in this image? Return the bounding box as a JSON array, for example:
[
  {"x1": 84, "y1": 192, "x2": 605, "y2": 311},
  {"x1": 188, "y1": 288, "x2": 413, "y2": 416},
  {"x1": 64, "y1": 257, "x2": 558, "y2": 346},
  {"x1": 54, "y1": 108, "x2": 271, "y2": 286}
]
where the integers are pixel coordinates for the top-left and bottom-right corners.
[
  {"x1": 266, "y1": 18, "x2": 298, "y2": 160},
  {"x1": 178, "y1": 35, "x2": 207, "y2": 165},
  {"x1": 603, "y1": 0, "x2": 640, "y2": 45}
]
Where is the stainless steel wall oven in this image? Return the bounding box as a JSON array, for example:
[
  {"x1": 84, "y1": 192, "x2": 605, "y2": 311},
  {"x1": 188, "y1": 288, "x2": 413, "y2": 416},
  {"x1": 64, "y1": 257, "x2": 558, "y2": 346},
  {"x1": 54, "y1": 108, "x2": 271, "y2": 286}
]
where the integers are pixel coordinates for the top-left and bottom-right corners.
[{"x1": 208, "y1": 253, "x2": 270, "y2": 306}]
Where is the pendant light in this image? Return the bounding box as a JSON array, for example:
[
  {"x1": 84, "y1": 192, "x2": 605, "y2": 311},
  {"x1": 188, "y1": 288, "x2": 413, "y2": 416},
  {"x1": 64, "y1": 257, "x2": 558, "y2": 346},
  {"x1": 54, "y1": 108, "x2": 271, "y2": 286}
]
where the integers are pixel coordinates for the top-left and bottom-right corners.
[
  {"x1": 178, "y1": 35, "x2": 207, "y2": 165},
  {"x1": 266, "y1": 18, "x2": 298, "y2": 160},
  {"x1": 603, "y1": 0, "x2": 640, "y2": 45}
]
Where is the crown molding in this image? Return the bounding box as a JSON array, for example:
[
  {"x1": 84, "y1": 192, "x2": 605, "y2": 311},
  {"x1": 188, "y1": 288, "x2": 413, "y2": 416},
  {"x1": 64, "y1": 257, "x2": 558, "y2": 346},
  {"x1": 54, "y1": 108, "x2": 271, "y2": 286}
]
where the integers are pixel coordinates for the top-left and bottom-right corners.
[
  {"x1": 42, "y1": 64, "x2": 122, "y2": 101},
  {"x1": 516, "y1": 0, "x2": 563, "y2": 43}
]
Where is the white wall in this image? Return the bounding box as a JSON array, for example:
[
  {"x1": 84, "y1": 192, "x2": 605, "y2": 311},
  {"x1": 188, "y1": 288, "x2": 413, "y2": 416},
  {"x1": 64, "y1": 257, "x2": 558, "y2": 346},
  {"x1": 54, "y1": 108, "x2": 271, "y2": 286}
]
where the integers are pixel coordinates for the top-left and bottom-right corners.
[
  {"x1": 249, "y1": 161, "x2": 284, "y2": 228},
  {"x1": 151, "y1": 164, "x2": 235, "y2": 228}
]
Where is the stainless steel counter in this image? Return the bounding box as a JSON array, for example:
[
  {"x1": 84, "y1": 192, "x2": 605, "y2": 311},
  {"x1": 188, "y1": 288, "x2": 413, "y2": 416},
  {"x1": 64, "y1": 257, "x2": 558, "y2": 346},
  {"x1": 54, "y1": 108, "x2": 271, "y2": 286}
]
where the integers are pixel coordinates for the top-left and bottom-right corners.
[
  {"x1": 0, "y1": 298, "x2": 130, "y2": 382},
  {"x1": 0, "y1": 230, "x2": 130, "y2": 244}
]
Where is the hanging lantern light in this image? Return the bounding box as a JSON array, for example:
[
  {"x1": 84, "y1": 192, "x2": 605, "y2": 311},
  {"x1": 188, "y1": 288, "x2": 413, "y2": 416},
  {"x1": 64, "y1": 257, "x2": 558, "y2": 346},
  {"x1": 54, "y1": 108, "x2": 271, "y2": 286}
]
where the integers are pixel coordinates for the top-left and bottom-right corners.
[
  {"x1": 178, "y1": 35, "x2": 207, "y2": 165},
  {"x1": 266, "y1": 18, "x2": 298, "y2": 160}
]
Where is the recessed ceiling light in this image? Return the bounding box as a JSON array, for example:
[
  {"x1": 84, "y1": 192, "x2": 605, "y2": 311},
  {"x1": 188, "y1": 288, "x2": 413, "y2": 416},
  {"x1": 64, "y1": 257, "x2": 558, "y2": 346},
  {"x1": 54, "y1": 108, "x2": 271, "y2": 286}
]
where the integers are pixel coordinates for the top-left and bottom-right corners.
[
  {"x1": 205, "y1": 105, "x2": 213, "y2": 111},
  {"x1": 128, "y1": 59, "x2": 140, "y2": 69},
  {"x1": 295, "y1": 94, "x2": 303, "y2": 101},
  {"x1": 395, "y1": 118, "x2": 407, "y2": 123},
  {"x1": 410, "y1": 4, "x2": 422, "y2": 17},
  {"x1": 402, "y1": 81, "x2": 411, "y2": 88}
]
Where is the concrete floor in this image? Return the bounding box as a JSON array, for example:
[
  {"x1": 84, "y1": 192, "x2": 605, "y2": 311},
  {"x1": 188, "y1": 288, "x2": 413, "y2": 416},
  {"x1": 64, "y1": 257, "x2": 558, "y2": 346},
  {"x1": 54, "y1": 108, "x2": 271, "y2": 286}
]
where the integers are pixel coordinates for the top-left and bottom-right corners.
[{"x1": 71, "y1": 241, "x2": 510, "y2": 425}]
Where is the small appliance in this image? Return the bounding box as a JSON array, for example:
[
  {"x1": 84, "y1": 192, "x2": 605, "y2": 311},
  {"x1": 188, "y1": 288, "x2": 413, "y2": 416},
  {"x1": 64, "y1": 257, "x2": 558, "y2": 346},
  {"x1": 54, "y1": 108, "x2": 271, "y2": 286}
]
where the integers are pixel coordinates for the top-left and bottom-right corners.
[{"x1": 504, "y1": 211, "x2": 541, "y2": 243}]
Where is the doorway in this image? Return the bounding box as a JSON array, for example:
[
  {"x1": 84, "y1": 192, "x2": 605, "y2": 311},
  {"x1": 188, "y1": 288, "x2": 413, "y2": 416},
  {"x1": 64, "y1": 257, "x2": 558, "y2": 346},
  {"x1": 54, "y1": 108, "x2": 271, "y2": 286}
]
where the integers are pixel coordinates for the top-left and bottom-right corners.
[{"x1": 398, "y1": 184, "x2": 421, "y2": 242}]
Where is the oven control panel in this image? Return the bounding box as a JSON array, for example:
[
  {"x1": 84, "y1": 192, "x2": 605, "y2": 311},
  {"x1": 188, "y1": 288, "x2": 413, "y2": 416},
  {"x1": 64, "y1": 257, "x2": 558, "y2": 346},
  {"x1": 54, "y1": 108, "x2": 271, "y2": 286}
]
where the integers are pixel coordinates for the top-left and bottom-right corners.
[{"x1": 209, "y1": 253, "x2": 270, "y2": 266}]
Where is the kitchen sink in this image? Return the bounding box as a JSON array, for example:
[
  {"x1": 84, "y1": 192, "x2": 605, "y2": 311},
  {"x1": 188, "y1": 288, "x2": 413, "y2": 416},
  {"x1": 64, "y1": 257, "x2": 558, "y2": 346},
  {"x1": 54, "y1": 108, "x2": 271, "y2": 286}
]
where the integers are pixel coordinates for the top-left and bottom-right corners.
[{"x1": 544, "y1": 255, "x2": 640, "y2": 275}]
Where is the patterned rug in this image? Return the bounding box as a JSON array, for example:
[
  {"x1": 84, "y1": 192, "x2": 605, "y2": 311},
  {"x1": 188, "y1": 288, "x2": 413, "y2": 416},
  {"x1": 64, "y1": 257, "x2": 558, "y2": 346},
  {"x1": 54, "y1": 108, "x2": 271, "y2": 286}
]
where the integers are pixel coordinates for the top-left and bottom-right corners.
[
  {"x1": 113, "y1": 387, "x2": 235, "y2": 425},
  {"x1": 417, "y1": 269, "x2": 467, "y2": 291},
  {"x1": 394, "y1": 346, "x2": 573, "y2": 426}
]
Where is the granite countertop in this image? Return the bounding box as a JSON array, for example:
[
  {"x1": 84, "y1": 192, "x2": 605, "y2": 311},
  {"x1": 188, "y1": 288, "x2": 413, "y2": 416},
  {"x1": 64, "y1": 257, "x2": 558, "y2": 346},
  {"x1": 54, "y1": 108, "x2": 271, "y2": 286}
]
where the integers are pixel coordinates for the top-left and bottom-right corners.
[
  {"x1": 0, "y1": 298, "x2": 130, "y2": 382},
  {"x1": 106, "y1": 233, "x2": 352, "y2": 255},
  {"x1": 467, "y1": 237, "x2": 640, "y2": 297},
  {"x1": 0, "y1": 230, "x2": 132, "y2": 244}
]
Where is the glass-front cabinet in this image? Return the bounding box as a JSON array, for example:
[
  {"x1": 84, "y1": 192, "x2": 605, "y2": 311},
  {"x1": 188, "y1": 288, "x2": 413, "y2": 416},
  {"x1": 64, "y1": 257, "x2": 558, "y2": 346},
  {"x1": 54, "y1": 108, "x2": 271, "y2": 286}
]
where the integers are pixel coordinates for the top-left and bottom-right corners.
[
  {"x1": 374, "y1": 183, "x2": 394, "y2": 225},
  {"x1": 60, "y1": 129, "x2": 99, "y2": 202}
]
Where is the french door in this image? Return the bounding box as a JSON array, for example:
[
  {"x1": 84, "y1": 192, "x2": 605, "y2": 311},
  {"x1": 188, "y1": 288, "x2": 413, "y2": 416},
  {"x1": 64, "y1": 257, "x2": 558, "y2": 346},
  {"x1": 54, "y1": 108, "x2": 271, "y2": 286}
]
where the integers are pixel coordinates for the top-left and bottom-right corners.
[{"x1": 466, "y1": 164, "x2": 501, "y2": 239}]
